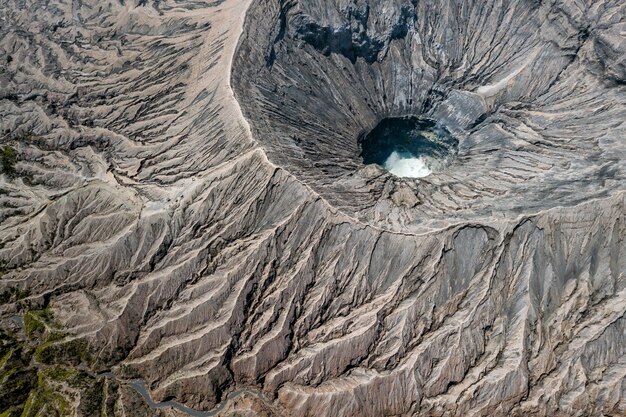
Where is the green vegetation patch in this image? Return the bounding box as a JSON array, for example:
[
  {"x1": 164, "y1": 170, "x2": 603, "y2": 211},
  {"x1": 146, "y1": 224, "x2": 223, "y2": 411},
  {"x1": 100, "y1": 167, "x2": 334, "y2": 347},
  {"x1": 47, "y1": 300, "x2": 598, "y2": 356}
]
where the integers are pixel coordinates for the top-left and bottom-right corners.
[
  {"x1": 0, "y1": 288, "x2": 29, "y2": 305},
  {"x1": 39, "y1": 366, "x2": 77, "y2": 383},
  {"x1": 18, "y1": 378, "x2": 71, "y2": 417},
  {"x1": 0, "y1": 330, "x2": 36, "y2": 415},
  {"x1": 0, "y1": 330, "x2": 15, "y2": 360},
  {"x1": 35, "y1": 337, "x2": 92, "y2": 367},
  {"x1": 23, "y1": 309, "x2": 56, "y2": 339},
  {"x1": 78, "y1": 378, "x2": 105, "y2": 417},
  {"x1": 0, "y1": 146, "x2": 16, "y2": 178},
  {"x1": 0, "y1": 310, "x2": 106, "y2": 417}
]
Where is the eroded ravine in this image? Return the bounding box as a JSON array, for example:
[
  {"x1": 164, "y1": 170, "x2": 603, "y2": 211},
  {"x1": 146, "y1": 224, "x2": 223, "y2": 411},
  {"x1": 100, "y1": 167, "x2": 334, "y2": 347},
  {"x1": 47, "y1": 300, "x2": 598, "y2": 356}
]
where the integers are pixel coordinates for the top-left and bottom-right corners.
[{"x1": 0, "y1": 0, "x2": 624, "y2": 416}]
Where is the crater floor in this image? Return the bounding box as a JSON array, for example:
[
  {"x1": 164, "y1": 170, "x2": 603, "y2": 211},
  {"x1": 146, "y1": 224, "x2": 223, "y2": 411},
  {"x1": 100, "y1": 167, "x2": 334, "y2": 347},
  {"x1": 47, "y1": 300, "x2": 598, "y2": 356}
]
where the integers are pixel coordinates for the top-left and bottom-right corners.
[
  {"x1": 0, "y1": 0, "x2": 625, "y2": 416},
  {"x1": 359, "y1": 117, "x2": 458, "y2": 178}
]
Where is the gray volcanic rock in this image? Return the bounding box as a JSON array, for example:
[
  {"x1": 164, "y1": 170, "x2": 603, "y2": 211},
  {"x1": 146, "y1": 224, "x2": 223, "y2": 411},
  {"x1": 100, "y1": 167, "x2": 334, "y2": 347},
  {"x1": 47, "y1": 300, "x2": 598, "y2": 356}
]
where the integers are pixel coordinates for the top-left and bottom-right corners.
[
  {"x1": 234, "y1": 0, "x2": 626, "y2": 233},
  {"x1": 0, "y1": 0, "x2": 625, "y2": 416}
]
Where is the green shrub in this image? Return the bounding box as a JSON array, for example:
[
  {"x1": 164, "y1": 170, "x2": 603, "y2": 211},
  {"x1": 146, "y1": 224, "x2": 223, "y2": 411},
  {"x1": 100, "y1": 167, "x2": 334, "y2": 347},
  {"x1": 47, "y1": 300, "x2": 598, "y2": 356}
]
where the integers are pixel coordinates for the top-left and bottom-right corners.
[
  {"x1": 0, "y1": 147, "x2": 16, "y2": 178},
  {"x1": 0, "y1": 288, "x2": 28, "y2": 304},
  {"x1": 23, "y1": 311, "x2": 49, "y2": 339},
  {"x1": 39, "y1": 366, "x2": 77, "y2": 383},
  {"x1": 35, "y1": 338, "x2": 91, "y2": 367}
]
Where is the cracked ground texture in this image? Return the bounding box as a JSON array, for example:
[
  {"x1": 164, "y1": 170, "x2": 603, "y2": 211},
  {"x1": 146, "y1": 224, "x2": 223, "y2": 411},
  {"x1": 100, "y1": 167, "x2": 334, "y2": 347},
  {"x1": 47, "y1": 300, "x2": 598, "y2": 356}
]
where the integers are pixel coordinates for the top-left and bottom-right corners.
[{"x1": 0, "y1": 0, "x2": 625, "y2": 416}]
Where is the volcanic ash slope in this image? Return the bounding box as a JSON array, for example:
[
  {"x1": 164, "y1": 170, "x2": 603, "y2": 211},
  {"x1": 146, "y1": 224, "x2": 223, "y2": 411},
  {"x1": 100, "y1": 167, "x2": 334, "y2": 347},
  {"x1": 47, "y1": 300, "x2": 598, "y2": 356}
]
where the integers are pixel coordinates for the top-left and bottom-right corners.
[{"x1": 0, "y1": 0, "x2": 625, "y2": 416}]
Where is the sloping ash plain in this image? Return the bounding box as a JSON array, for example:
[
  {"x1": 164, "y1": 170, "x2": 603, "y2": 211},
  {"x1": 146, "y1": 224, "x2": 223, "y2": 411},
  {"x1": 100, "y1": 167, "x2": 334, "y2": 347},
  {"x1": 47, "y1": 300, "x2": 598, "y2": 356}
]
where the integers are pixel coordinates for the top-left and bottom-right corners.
[{"x1": 0, "y1": 0, "x2": 625, "y2": 416}]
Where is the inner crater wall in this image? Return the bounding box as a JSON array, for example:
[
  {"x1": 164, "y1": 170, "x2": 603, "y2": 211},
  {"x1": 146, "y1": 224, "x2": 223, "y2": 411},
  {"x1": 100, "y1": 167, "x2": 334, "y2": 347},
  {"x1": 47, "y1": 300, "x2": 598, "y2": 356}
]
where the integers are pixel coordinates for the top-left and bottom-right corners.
[{"x1": 233, "y1": 0, "x2": 625, "y2": 233}]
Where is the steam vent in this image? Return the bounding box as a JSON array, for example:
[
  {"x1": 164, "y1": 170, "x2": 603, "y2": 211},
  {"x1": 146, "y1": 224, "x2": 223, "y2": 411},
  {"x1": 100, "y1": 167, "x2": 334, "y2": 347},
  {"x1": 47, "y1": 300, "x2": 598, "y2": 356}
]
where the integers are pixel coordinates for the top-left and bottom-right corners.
[{"x1": 0, "y1": 0, "x2": 624, "y2": 416}]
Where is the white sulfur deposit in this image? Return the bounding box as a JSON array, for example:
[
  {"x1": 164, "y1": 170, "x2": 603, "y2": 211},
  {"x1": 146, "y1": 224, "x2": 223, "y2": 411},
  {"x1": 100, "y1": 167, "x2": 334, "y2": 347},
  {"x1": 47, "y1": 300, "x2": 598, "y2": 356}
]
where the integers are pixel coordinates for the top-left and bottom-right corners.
[{"x1": 383, "y1": 152, "x2": 432, "y2": 178}]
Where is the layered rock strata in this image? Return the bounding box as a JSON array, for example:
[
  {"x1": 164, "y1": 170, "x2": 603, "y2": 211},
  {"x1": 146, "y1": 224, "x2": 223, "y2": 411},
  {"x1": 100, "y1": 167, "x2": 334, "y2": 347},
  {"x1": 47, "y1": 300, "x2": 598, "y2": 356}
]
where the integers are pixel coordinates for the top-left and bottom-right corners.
[{"x1": 0, "y1": 0, "x2": 624, "y2": 416}]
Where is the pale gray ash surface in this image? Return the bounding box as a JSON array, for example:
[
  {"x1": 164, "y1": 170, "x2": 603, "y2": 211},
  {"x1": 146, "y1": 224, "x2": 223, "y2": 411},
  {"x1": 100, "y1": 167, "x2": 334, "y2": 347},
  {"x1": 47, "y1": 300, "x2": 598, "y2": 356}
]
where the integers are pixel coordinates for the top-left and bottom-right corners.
[{"x1": 0, "y1": 0, "x2": 624, "y2": 416}]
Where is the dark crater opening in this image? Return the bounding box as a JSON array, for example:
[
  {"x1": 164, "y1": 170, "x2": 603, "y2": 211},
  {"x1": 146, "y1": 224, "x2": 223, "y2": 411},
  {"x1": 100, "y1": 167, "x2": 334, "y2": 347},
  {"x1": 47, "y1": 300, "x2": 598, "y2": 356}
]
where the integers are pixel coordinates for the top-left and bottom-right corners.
[{"x1": 360, "y1": 117, "x2": 458, "y2": 178}]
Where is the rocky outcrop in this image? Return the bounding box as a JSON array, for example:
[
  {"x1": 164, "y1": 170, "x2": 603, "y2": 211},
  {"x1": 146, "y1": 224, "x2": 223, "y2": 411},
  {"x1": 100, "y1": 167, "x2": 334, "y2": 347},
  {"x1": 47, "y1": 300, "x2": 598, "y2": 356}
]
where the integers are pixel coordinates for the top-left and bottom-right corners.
[{"x1": 0, "y1": 0, "x2": 624, "y2": 416}]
